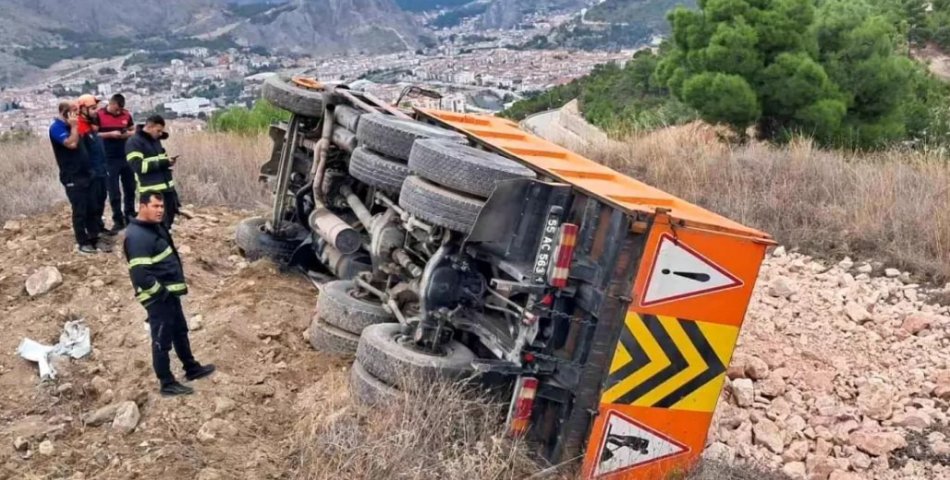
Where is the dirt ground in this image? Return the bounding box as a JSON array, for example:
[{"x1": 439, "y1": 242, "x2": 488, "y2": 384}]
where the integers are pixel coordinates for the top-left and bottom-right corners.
[{"x1": 0, "y1": 205, "x2": 342, "y2": 480}]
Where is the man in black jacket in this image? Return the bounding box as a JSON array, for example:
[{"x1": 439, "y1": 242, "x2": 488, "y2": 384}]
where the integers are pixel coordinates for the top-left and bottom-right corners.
[
  {"x1": 126, "y1": 115, "x2": 180, "y2": 229},
  {"x1": 48, "y1": 101, "x2": 101, "y2": 254},
  {"x1": 124, "y1": 191, "x2": 214, "y2": 396}
]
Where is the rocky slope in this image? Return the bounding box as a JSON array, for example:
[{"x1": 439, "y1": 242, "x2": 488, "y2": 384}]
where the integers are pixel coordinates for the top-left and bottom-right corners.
[
  {"x1": 707, "y1": 247, "x2": 950, "y2": 479},
  {"x1": 3, "y1": 204, "x2": 950, "y2": 478}
]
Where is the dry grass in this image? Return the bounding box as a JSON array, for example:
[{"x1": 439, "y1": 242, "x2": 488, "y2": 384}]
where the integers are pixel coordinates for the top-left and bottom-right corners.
[
  {"x1": 291, "y1": 370, "x2": 543, "y2": 480},
  {"x1": 592, "y1": 122, "x2": 950, "y2": 281},
  {"x1": 0, "y1": 132, "x2": 270, "y2": 223}
]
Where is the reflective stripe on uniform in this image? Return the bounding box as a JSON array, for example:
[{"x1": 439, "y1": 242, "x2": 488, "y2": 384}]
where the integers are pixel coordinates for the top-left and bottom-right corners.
[
  {"x1": 128, "y1": 246, "x2": 174, "y2": 269},
  {"x1": 136, "y1": 282, "x2": 163, "y2": 303},
  {"x1": 166, "y1": 283, "x2": 187, "y2": 293},
  {"x1": 141, "y1": 153, "x2": 169, "y2": 174},
  {"x1": 137, "y1": 179, "x2": 175, "y2": 194},
  {"x1": 127, "y1": 152, "x2": 144, "y2": 162}
]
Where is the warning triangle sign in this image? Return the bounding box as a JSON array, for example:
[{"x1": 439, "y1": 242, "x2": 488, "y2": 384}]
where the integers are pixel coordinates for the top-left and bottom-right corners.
[
  {"x1": 594, "y1": 411, "x2": 690, "y2": 477},
  {"x1": 641, "y1": 234, "x2": 742, "y2": 307}
]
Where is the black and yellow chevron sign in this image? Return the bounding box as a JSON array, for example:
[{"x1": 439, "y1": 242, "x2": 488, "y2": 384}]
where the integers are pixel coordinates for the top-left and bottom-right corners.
[{"x1": 601, "y1": 313, "x2": 740, "y2": 412}]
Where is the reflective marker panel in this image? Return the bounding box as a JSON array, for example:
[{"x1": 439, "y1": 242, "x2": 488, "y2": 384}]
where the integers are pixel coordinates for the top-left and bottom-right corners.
[{"x1": 583, "y1": 217, "x2": 769, "y2": 479}]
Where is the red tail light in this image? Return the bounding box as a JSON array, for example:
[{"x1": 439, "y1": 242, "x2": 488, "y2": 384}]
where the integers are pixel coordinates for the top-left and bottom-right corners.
[
  {"x1": 506, "y1": 376, "x2": 539, "y2": 438},
  {"x1": 548, "y1": 223, "x2": 579, "y2": 288}
]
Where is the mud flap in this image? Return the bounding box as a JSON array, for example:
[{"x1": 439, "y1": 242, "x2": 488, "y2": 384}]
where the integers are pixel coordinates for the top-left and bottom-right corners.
[{"x1": 466, "y1": 178, "x2": 572, "y2": 263}]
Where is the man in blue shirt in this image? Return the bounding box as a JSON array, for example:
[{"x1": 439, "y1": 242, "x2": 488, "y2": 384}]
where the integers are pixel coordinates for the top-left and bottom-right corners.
[{"x1": 49, "y1": 101, "x2": 101, "y2": 254}]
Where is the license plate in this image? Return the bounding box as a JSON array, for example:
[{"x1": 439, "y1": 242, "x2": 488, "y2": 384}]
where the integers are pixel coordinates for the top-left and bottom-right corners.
[{"x1": 532, "y1": 207, "x2": 562, "y2": 285}]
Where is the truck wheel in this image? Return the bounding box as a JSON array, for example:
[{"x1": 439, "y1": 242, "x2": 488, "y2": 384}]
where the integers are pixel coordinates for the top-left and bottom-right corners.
[
  {"x1": 235, "y1": 216, "x2": 306, "y2": 263},
  {"x1": 356, "y1": 114, "x2": 466, "y2": 161},
  {"x1": 409, "y1": 139, "x2": 536, "y2": 198},
  {"x1": 349, "y1": 360, "x2": 400, "y2": 406},
  {"x1": 356, "y1": 323, "x2": 476, "y2": 390},
  {"x1": 349, "y1": 147, "x2": 411, "y2": 194},
  {"x1": 399, "y1": 176, "x2": 484, "y2": 233},
  {"x1": 308, "y1": 317, "x2": 360, "y2": 355},
  {"x1": 317, "y1": 280, "x2": 394, "y2": 335},
  {"x1": 262, "y1": 76, "x2": 324, "y2": 118}
]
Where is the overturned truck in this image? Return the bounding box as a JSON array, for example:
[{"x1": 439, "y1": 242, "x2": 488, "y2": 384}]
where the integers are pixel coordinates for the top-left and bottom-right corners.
[{"x1": 236, "y1": 76, "x2": 775, "y2": 479}]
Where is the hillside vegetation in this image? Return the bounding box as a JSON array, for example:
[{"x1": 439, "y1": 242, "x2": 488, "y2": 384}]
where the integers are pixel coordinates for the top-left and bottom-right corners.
[{"x1": 507, "y1": 0, "x2": 950, "y2": 149}]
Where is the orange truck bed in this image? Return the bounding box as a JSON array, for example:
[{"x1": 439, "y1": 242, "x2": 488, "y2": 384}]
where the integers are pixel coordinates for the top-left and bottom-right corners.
[{"x1": 421, "y1": 109, "x2": 775, "y2": 479}]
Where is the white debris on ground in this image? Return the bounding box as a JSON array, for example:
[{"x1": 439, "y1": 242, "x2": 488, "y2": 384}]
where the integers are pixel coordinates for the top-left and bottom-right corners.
[
  {"x1": 16, "y1": 320, "x2": 91, "y2": 380},
  {"x1": 706, "y1": 248, "x2": 950, "y2": 479}
]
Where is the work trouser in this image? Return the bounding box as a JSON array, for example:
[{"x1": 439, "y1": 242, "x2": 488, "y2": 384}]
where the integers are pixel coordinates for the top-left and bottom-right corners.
[
  {"x1": 145, "y1": 294, "x2": 199, "y2": 386},
  {"x1": 162, "y1": 189, "x2": 180, "y2": 230},
  {"x1": 63, "y1": 180, "x2": 100, "y2": 247},
  {"x1": 90, "y1": 176, "x2": 107, "y2": 233},
  {"x1": 107, "y1": 158, "x2": 136, "y2": 226}
]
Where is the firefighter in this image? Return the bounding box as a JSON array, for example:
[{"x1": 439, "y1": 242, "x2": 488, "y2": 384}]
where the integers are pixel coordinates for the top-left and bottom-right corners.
[
  {"x1": 125, "y1": 115, "x2": 180, "y2": 229},
  {"x1": 124, "y1": 191, "x2": 215, "y2": 396}
]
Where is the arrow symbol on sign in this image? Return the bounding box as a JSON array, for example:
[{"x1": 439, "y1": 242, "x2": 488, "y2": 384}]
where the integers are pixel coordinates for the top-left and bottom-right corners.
[{"x1": 661, "y1": 269, "x2": 711, "y2": 282}]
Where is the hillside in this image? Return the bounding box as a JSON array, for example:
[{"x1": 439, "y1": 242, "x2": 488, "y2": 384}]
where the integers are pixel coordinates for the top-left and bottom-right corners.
[
  {"x1": 0, "y1": 0, "x2": 429, "y2": 79},
  {"x1": 523, "y1": 0, "x2": 695, "y2": 50}
]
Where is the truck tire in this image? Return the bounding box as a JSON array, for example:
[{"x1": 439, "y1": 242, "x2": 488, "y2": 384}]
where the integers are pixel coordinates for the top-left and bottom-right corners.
[
  {"x1": 409, "y1": 139, "x2": 536, "y2": 198},
  {"x1": 317, "y1": 280, "x2": 394, "y2": 335},
  {"x1": 356, "y1": 323, "x2": 476, "y2": 390},
  {"x1": 356, "y1": 114, "x2": 466, "y2": 161},
  {"x1": 399, "y1": 176, "x2": 484, "y2": 233},
  {"x1": 308, "y1": 317, "x2": 360, "y2": 355},
  {"x1": 262, "y1": 76, "x2": 325, "y2": 118},
  {"x1": 349, "y1": 360, "x2": 400, "y2": 406},
  {"x1": 235, "y1": 217, "x2": 306, "y2": 263},
  {"x1": 349, "y1": 147, "x2": 411, "y2": 194}
]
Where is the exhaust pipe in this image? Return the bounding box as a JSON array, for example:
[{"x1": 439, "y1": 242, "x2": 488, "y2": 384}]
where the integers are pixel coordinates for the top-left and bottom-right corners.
[{"x1": 310, "y1": 208, "x2": 361, "y2": 255}]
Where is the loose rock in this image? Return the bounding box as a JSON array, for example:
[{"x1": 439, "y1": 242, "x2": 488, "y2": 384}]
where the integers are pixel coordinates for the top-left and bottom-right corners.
[
  {"x1": 111, "y1": 401, "x2": 141, "y2": 435},
  {"x1": 25, "y1": 266, "x2": 63, "y2": 297},
  {"x1": 730, "y1": 379, "x2": 755, "y2": 408},
  {"x1": 849, "y1": 430, "x2": 907, "y2": 457},
  {"x1": 38, "y1": 440, "x2": 54, "y2": 456}
]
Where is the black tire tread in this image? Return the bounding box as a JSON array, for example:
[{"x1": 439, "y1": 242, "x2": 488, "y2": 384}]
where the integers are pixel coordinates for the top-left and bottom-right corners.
[
  {"x1": 317, "y1": 280, "x2": 394, "y2": 335},
  {"x1": 261, "y1": 76, "x2": 324, "y2": 118},
  {"x1": 234, "y1": 217, "x2": 305, "y2": 263},
  {"x1": 349, "y1": 360, "x2": 399, "y2": 406},
  {"x1": 308, "y1": 317, "x2": 359, "y2": 356},
  {"x1": 398, "y1": 176, "x2": 484, "y2": 233},
  {"x1": 356, "y1": 114, "x2": 466, "y2": 161},
  {"x1": 356, "y1": 324, "x2": 475, "y2": 390},
  {"x1": 349, "y1": 147, "x2": 411, "y2": 194},
  {"x1": 409, "y1": 139, "x2": 536, "y2": 198}
]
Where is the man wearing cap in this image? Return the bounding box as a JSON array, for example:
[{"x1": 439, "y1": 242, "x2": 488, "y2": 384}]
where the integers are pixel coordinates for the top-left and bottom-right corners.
[
  {"x1": 48, "y1": 101, "x2": 100, "y2": 254},
  {"x1": 97, "y1": 94, "x2": 136, "y2": 231},
  {"x1": 76, "y1": 94, "x2": 115, "y2": 248}
]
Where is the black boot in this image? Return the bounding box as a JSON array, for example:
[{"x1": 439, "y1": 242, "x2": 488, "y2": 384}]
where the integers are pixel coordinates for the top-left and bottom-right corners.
[
  {"x1": 160, "y1": 381, "x2": 194, "y2": 397},
  {"x1": 185, "y1": 364, "x2": 216, "y2": 381}
]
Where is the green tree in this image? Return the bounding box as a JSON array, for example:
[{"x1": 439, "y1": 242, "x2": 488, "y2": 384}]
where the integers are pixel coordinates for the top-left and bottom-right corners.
[{"x1": 657, "y1": 0, "x2": 935, "y2": 148}]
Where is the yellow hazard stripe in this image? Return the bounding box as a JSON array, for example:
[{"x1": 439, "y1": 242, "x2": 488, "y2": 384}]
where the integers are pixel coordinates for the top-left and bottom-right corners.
[
  {"x1": 601, "y1": 313, "x2": 739, "y2": 413},
  {"x1": 128, "y1": 246, "x2": 173, "y2": 269}
]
